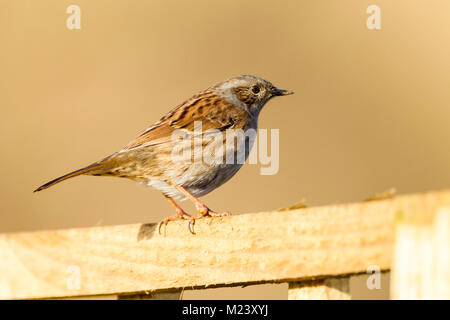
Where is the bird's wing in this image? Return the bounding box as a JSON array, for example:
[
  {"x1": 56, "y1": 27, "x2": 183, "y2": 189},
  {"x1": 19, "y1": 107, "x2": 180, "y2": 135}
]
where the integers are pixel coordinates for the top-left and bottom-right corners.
[{"x1": 121, "y1": 93, "x2": 241, "y2": 151}]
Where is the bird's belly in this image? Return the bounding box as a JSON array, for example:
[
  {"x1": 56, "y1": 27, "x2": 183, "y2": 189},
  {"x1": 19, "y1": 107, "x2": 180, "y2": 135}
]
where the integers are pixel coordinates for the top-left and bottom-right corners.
[
  {"x1": 143, "y1": 162, "x2": 244, "y2": 200},
  {"x1": 142, "y1": 124, "x2": 256, "y2": 200}
]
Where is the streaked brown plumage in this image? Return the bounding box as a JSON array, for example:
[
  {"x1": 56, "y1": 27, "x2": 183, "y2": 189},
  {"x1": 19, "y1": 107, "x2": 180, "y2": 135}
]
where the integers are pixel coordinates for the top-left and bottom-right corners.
[{"x1": 34, "y1": 75, "x2": 293, "y2": 233}]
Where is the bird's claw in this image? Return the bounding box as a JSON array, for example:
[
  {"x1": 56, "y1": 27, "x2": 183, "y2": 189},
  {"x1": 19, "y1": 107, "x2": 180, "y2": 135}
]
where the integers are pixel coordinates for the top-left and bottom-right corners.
[
  {"x1": 159, "y1": 207, "x2": 231, "y2": 236},
  {"x1": 158, "y1": 220, "x2": 168, "y2": 236},
  {"x1": 188, "y1": 219, "x2": 196, "y2": 234},
  {"x1": 158, "y1": 211, "x2": 191, "y2": 236},
  {"x1": 187, "y1": 210, "x2": 231, "y2": 234}
]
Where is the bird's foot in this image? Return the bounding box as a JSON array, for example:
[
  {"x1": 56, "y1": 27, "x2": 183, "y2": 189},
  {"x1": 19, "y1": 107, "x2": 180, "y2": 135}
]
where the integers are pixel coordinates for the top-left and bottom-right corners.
[
  {"x1": 158, "y1": 208, "x2": 191, "y2": 236},
  {"x1": 187, "y1": 203, "x2": 231, "y2": 234},
  {"x1": 194, "y1": 201, "x2": 232, "y2": 217}
]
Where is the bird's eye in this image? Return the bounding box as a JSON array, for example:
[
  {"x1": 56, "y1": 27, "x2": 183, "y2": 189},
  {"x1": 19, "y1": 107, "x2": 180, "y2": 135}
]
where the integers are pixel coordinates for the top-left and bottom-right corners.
[{"x1": 251, "y1": 85, "x2": 260, "y2": 94}]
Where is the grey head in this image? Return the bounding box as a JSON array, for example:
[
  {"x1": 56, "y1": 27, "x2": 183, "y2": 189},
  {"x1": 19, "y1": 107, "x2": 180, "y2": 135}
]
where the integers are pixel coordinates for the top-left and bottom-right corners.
[{"x1": 212, "y1": 75, "x2": 294, "y2": 118}]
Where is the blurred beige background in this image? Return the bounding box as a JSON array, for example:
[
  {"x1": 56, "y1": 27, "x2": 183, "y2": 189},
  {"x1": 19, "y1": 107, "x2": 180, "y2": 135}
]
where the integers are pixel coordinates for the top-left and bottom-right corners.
[{"x1": 1, "y1": 0, "x2": 449, "y2": 299}]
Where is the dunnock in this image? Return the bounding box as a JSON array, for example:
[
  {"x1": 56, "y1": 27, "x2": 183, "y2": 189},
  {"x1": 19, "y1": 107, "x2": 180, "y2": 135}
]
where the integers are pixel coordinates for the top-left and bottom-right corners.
[{"x1": 34, "y1": 75, "x2": 293, "y2": 233}]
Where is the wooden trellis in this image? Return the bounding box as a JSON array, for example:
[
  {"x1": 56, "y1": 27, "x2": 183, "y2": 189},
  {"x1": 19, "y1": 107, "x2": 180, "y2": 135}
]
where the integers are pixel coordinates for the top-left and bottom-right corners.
[{"x1": 0, "y1": 190, "x2": 449, "y2": 299}]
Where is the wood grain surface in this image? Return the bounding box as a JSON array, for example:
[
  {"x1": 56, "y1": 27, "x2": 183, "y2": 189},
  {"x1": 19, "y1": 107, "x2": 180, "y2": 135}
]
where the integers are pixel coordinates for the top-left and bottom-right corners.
[{"x1": 1, "y1": 189, "x2": 449, "y2": 299}]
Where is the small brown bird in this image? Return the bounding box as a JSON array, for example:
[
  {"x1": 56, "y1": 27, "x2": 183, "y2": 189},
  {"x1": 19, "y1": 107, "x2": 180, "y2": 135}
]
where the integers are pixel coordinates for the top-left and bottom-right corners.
[{"x1": 34, "y1": 75, "x2": 293, "y2": 233}]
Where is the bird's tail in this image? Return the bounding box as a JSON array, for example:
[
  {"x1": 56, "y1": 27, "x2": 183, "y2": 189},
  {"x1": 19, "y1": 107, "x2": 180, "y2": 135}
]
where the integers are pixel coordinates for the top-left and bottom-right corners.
[{"x1": 34, "y1": 163, "x2": 102, "y2": 192}]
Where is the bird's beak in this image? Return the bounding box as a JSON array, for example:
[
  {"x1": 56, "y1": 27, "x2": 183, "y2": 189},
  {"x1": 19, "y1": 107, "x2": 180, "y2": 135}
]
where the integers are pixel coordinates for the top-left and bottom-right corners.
[{"x1": 273, "y1": 87, "x2": 294, "y2": 96}]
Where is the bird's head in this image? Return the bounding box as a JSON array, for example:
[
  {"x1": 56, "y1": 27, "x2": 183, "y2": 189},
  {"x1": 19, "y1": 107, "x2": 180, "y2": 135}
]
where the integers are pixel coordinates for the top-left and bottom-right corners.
[{"x1": 213, "y1": 75, "x2": 294, "y2": 118}]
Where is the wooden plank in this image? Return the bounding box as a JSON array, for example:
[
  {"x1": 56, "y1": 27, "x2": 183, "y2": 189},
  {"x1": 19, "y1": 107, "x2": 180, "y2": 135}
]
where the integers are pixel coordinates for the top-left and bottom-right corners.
[
  {"x1": 0, "y1": 189, "x2": 449, "y2": 299},
  {"x1": 391, "y1": 206, "x2": 450, "y2": 299},
  {"x1": 288, "y1": 277, "x2": 351, "y2": 300}
]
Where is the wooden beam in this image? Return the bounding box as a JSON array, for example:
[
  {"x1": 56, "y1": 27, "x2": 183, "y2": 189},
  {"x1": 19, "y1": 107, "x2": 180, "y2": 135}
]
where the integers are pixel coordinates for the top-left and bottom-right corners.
[
  {"x1": 288, "y1": 277, "x2": 351, "y2": 300},
  {"x1": 1, "y1": 189, "x2": 449, "y2": 299},
  {"x1": 391, "y1": 206, "x2": 450, "y2": 299}
]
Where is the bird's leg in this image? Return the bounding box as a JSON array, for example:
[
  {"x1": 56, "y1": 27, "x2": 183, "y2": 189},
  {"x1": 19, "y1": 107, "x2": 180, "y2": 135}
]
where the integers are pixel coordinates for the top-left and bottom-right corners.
[
  {"x1": 159, "y1": 184, "x2": 231, "y2": 234},
  {"x1": 172, "y1": 186, "x2": 231, "y2": 233},
  {"x1": 158, "y1": 195, "x2": 191, "y2": 235},
  {"x1": 174, "y1": 185, "x2": 231, "y2": 218}
]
